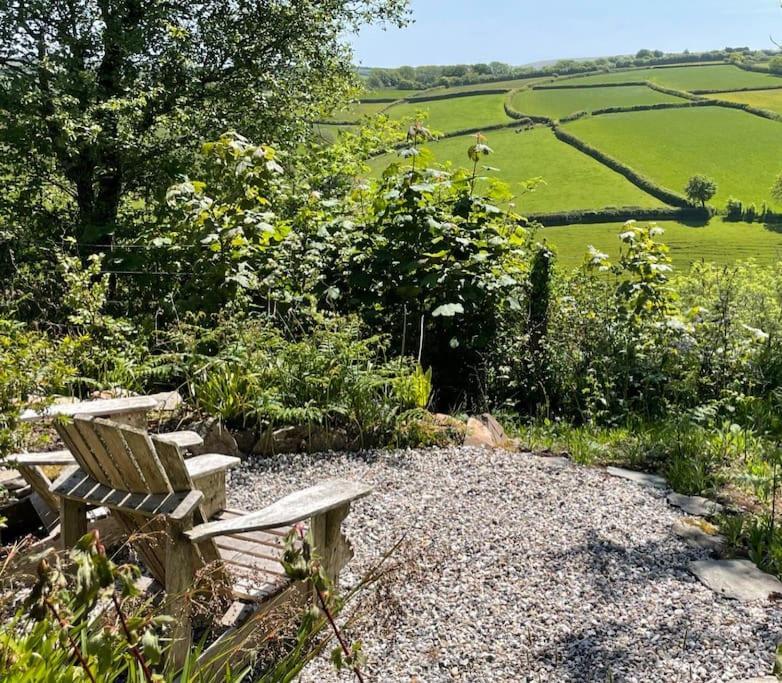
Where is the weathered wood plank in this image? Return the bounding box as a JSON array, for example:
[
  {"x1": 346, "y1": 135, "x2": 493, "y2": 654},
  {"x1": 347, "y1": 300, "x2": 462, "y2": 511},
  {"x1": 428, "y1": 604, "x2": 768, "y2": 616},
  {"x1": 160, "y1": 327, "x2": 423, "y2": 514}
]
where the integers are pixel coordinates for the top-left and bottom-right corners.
[
  {"x1": 93, "y1": 418, "x2": 170, "y2": 493},
  {"x1": 186, "y1": 480, "x2": 372, "y2": 543},
  {"x1": 165, "y1": 515, "x2": 195, "y2": 673},
  {"x1": 88, "y1": 419, "x2": 149, "y2": 491},
  {"x1": 185, "y1": 454, "x2": 241, "y2": 479},
  {"x1": 9, "y1": 451, "x2": 75, "y2": 466},
  {"x1": 217, "y1": 545, "x2": 286, "y2": 577},
  {"x1": 311, "y1": 503, "x2": 353, "y2": 587},
  {"x1": 51, "y1": 468, "x2": 200, "y2": 517},
  {"x1": 154, "y1": 431, "x2": 203, "y2": 450},
  {"x1": 61, "y1": 498, "x2": 87, "y2": 549},
  {"x1": 20, "y1": 396, "x2": 157, "y2": 423}
]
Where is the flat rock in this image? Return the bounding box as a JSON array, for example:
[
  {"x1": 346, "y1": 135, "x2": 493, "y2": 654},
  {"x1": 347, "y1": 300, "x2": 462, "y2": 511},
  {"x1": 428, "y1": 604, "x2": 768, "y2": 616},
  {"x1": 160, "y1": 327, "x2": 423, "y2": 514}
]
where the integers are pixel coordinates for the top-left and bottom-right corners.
[
  {"x1": 690, "y1": 559, "x2": 782, "y2": 602},
  {"x1": 535, "y1": 455, "x2": 570, "y2": 469},
  {"x1": 667, "y1": 491, "x2": 723, "y2": 516},
  {"x1": 606, "y1": 466, "x2": 668, "y2": 489},
  {"x1": 672, "y1": 517, "x2": 726, "y2": 554}
]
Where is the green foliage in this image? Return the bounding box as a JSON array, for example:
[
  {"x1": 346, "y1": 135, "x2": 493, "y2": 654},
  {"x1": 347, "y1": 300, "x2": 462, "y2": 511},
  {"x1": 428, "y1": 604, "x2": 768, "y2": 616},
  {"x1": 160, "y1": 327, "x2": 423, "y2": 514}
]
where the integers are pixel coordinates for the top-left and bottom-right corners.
[
  {"x1": 0, "y1": 531, "x2": 250, "y2": 682},
  {"x1": 344, "y1": 146, "x2": 531, "y2": 407},
  {"x1": 0, "y1": 319, "x2": 77, "y2": 458},
  {"x1": 0, "y1": 0, "x2": 408, "y2": 250},
  {"x1": 154, "y1": 311, "x2": 425, "y2": 444},
  {"x1": 685, "y1": 175, "x2": 718, "y2": 207}
]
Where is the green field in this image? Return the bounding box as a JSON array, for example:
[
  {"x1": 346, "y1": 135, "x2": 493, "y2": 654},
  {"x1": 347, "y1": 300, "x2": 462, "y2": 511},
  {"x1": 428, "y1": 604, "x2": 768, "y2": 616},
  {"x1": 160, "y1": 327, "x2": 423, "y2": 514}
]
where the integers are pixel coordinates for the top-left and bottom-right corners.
[
  {"x1": 329, "y1": 101, "x2": 392, "y2": 122},
  {"x1": 384, "y1": 93, "x2": 510, "y2": 132},
  {"x1": 363, "y1": 88, "x2": 420, "y2": 100},
  {"x1": 313, "y1": 123, "x2": 357, "y2": 142},
  {"x1": 561, "y1": 64, "x2": 782, "y2": 91},
  {"x1": 371, "y1": 127, "x2": 662, "y2": 213},
  {"x1": 543, "y1": 218, "x2": 782, "y2": 270},
  {"x1": 716, "y1": 87, "x2": 782, "y2": 113},
  {"x1": 511, "y1": 85, "x2": 684, "y2": 120},
  {"x1": 432, "y1": 77, "x2": 552, "y2": 93},
  {"x1": 564, "y1": 106, "x2": 782, "y2": 209}
]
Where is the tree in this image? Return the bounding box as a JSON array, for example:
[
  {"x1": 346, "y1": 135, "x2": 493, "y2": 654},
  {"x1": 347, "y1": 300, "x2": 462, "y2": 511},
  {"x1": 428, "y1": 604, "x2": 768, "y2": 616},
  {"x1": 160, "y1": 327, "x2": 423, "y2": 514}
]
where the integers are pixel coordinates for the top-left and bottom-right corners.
[
  {"x1": 769, "y1": 56, "x2": 782, "y2": 74},
  {"x1": 771, "y1": 173, "x2": 782, "y2": 203},
  {"x1": 0, "y1": 0, "x2": 408, "y2": 247},
  {"x1": 685, "y1": 175, "x2": 717, "y2": 207}
]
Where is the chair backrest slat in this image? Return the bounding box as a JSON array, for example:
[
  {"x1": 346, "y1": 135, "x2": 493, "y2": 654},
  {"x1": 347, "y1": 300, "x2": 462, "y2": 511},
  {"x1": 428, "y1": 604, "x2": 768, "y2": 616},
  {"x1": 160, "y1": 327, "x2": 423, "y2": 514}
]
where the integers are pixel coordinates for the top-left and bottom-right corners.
[
  {"x1": 73, "y1": 417, "x2": 139, "y2": 489},
  {"x1": 92, "y1": 418, "x2": 171, "y2": 494},
  {"x1": 151, "y1": 436, "x2": 195, "y2": 490},
  {"x1": 57, "y1": 421, "x2": 111, "y2": 484},
  {"x1": 151, "y1": 436, "x2": 222, "y2": 565}
]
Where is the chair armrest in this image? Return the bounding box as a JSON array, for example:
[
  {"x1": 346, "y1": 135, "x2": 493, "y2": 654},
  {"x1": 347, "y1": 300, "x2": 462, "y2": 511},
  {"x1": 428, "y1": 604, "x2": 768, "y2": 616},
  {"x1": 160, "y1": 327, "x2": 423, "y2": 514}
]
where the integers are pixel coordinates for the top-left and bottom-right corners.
[
  {"x1": 8, "y1": 450, "x2": 75, "y2": 467},
  {"x1": 185, "y1": 479, "x2": 372, "y2": 543},
  {"x1": 184, "y1": 454, "x2": 241, "y2": 479},
  {"x1": 170, "y1": 490, "x2": 205, "y2": 522},
  {"x1": 154, "y1": 430, "x2": 204, "y2": 450}
]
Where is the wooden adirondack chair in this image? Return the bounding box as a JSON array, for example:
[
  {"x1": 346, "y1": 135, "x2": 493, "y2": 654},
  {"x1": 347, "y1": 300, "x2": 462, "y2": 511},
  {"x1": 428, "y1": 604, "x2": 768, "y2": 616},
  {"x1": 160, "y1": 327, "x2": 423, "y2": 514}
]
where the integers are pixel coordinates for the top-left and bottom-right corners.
[{"x1": 50, "y1": 415, "x2": 371, "y2": 674}]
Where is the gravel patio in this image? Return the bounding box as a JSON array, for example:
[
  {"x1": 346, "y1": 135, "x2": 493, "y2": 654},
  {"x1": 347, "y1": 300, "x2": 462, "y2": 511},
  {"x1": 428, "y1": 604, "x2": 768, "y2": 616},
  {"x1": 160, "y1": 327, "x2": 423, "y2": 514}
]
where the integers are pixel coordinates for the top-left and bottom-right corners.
[{"x1": 229, "y1": 446, "x2": 782, "y2": 683}]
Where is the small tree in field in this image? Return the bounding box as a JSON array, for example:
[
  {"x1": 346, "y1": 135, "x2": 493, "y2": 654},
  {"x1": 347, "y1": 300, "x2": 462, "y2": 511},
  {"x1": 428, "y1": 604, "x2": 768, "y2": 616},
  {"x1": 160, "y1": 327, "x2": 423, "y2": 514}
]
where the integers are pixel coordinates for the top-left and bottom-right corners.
[
  {"x1": 771, "y1": 173, "x2": 782, "y2": 204},
  {"x1": 685, "y1": 175, "x2": 717, "y2": 207}
]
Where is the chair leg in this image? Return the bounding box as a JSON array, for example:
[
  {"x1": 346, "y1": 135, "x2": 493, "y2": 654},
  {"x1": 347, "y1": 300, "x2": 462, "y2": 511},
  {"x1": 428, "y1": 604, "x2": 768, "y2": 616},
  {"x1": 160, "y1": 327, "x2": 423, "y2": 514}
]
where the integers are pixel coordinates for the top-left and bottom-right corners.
[
  {"x1": 165, "y1": 517, "x2": 194, "y2": 673},
  {"x1": 60, "y1": 498, "x2": 87, "y2": 549},
  {"x1": 310, "y1": 503, "x2": 353, "y2": 588}
]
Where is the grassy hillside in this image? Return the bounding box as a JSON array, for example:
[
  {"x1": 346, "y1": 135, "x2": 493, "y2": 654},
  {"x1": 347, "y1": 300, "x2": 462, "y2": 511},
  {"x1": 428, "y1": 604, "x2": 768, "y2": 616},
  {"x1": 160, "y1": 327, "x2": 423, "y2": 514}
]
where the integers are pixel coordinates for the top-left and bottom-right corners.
[
  {"x1": 511, "y1": 85, "x2": 684, "y2": 120},
  {"x1": 561, "y1": 64, "x2": 782, "y2": 91},
  {"x1": 329, "y1": 101, "x2": 392, "y2": 121},
  {"x1": 564, "y1": 106, "x2": 782, "y2": 209},
  {"x1": 383, "y1": 93, "x2": 510, "y2": 132},
  {"x1": 543, "y1": 218, "x2": 782, "y2": 269},
  {"x1": 371, "y1": 127, "x2": 662, "y2": 213},
  {"x1": 363, "y1": 88, "x2": 420, "y2": 99},
  {"x1": 432, "y1": 77, "x2": 552, "y2": 93},
  {"x1": 717, "y1": 87, "x2": 782, "y2": 113}
]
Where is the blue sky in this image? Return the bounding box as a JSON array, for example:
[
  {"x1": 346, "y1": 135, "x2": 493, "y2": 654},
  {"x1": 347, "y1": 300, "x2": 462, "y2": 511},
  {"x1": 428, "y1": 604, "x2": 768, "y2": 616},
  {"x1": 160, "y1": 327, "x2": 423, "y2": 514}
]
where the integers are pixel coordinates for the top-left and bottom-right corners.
[{"x1": 350, "y1": 0, "x2": 782, "y2": 67}]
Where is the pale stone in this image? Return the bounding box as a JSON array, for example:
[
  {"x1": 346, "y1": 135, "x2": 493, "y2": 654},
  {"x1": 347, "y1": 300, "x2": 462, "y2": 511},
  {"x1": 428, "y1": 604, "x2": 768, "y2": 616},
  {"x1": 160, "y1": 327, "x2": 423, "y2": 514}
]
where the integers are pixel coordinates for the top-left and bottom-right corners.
[
  {"x1": 672, "y1": 517, "x2": 726, "y2": 554},
  {"x1": 463, "y1": 417, "x2": 496, "y2": 449},
  {"x1": 147, "y1": 390, "x2": 184, "y2": 412},
  {"x1": 667, "y1": 492, "x2": 723, "y2": 516},
  {"x1": 606, "y1": 466, "x2": 668, "y2": 489},
  {"x1": 690, "y1": 559, "x2": 782, "y2": 602},
  {"x1": 189, "y1": 418, "x2": 239, "y2": 457}
]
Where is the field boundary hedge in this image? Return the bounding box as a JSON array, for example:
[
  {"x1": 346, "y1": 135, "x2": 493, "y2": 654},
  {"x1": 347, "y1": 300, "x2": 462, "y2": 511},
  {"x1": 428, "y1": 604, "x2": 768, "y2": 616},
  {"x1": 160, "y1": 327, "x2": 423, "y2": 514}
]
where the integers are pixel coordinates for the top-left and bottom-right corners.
[
  {"x1": 702, "y1": 97, "x2": 782, "y2": 122},
  {"x1": 644, "y1": 82, "x2": 701, "y2": 100},
  {"x1": 691, "y1": 84, "x2": 782, "y2": 95},
  {"x1": 404, "y1": 89, "x2": 509, "y2": 103},
  {"x1": 533, "y1": 82, "x2": 647, "y2": 91},
  {"x1": 591, "y1": 100, "x2": 710, "y2": 116},
  {"x1": 552, "y1": 125, "x2": 691, "y2": 207},
  {"x1": 526, "y1": 205, "x2": 712, "y2": 227},
  {"x1": 503, "y1": 100, "x2": 553, "y2": 124}
]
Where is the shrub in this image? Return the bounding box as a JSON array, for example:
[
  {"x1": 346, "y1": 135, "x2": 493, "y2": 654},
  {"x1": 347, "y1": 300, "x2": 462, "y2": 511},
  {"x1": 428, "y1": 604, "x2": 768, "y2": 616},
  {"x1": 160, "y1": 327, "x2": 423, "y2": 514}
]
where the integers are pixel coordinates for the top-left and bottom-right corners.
[
  {"x1": 725, "y1": 197, "x2": 743, "y2": 220},
  {"x1": 155, "y1": 312, "x2": 428, "y2": 446}
]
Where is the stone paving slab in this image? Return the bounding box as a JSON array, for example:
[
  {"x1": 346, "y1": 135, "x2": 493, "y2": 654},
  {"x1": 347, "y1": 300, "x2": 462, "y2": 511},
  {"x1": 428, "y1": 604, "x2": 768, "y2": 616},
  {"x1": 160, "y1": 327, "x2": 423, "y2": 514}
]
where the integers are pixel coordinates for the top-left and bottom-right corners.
[
  {"x1": 606, "y1": 466, "x2": 668, "y2": 489},
  {"x1": 672, "y1": 517, "x2": 726, "y2": 554},
  {"x1": 667, "y1": 491, "x2": 724, "y2": 516},
  {"x1": 690, "y1": 559, "x2": 782, "y2": 602}
]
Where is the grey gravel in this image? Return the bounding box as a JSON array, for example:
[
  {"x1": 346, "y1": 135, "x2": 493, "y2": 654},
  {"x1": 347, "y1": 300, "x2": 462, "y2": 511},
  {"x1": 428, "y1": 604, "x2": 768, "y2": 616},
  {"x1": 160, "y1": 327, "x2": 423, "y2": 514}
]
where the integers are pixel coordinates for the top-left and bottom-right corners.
[{"x1": 228, "y1": 447, "x2": 782, "y2": 682}]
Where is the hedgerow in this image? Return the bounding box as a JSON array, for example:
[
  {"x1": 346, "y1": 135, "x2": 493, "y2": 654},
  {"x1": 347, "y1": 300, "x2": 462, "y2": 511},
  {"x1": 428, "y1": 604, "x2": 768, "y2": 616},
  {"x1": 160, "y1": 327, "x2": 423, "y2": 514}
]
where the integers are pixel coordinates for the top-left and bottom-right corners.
[
  {"x1": 524, "y1": 205, "x2": 711, "y2": 227},
  {"x1": 552, "y1": 125, "x2": 691, "y2": 207}
]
